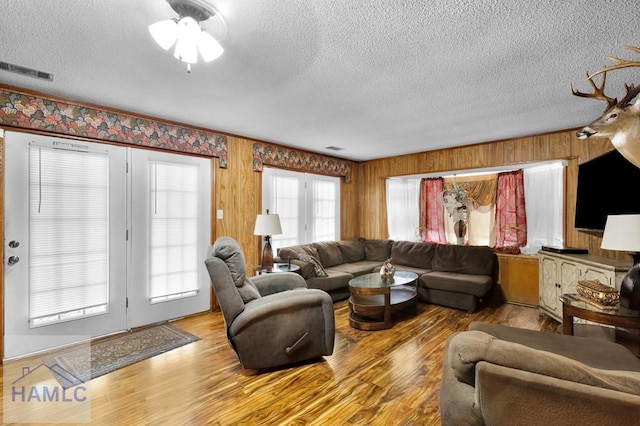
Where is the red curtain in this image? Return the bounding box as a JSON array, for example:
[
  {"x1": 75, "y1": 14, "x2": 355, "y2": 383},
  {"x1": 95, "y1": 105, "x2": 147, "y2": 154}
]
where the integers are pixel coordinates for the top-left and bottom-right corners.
[
  {"x1": 419, "y1": 178, "x2": 446, "y2": 243},
  {"x1": 494, "y1": 170, "x2": 527, "y2": 249}
]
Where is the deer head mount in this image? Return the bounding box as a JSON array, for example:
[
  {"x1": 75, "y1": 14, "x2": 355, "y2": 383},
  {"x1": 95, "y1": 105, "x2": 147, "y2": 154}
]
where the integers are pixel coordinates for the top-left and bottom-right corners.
[{"x1": 571, "y1": 45, "x2": 640, "y2": 168}]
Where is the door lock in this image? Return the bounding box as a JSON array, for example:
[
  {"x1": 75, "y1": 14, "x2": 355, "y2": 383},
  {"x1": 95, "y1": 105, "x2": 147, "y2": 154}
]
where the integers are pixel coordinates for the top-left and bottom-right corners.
[
  {"x1": 9, "y1": 240, "x2": 19, "y2": 248},
  {"x1": 8, "y1": 256, "x2": 20, "y2": 265}
]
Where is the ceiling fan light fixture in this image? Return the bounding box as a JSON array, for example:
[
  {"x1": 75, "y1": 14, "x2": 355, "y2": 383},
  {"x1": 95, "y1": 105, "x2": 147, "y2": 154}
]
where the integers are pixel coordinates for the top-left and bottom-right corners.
[
  {"x1": 173, "y1": 17, "x2": 200, "y2": 63},
  {"x1": 148, "y1": 19, "x2": 179, "y2": 50},
  {"x1": 149, "y1": 0, "x2": 224, "y2": 72},
  {"x1": 198, "y1": 30, "x2": 224, "y2": 62}
]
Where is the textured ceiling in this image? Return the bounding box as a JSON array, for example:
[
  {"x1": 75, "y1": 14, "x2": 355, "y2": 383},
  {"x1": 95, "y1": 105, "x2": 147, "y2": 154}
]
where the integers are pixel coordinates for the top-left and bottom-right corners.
[{"x1": 1, "y1": 1, "x2": 639, "y2": 161}]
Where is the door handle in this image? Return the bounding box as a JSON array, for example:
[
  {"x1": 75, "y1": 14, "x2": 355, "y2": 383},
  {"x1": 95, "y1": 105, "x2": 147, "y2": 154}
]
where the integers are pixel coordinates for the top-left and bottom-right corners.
[{"x1": 8, "y1": 256, "x2": 20, "y2": 265}]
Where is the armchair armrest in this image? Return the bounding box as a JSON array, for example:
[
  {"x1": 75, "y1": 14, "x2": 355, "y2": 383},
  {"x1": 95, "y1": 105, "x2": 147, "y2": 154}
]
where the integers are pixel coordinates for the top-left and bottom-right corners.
[{"x1": 251, "y1": 272, "x2": 307, "y2": 296}]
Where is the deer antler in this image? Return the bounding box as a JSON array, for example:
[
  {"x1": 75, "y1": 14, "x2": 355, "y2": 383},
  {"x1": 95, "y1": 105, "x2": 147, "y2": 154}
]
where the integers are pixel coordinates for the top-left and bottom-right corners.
[
  {"x1": 570, "y1": 71, "x2": 617, "y2": 109},
  {"x1": 618, "y1": 83, "x2": 640, "y2": 107},
  {"x1": 588, "y1": 45, "x2": 640, "y2": 79}
]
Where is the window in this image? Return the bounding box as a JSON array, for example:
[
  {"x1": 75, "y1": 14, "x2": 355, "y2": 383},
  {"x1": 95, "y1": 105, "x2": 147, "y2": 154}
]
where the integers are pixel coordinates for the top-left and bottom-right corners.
[
  {"x1": 520, "y1": 162, "x2": 565, "y2": 254},
  {"x1": 262, "y1": 167, "x2": 340, "y2": 253},
  {"x1": 29, "y1": 143, "x2": 110, "y2": 327},
  {"x1": 148, "y1": 161, "x2": 201, "y2": 303},
  {"x1": 390, "y1": 161, "x2": 565, "y2": 249},
  {"x1": 386, "y1": 178, "x2": 420, "y2": 241}
]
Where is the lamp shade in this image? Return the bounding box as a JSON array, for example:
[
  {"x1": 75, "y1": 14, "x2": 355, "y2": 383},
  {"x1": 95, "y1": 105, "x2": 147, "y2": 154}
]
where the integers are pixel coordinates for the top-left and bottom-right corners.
[
  {"x1": 148, "y1": 19, "x2": 179, "y2": 50},
  {"x1": 253, "y1": 213, "x2": 282, "y2": 236},
  {"x1": 601, "y1": 214, "x2": 640, "y2": 252}
]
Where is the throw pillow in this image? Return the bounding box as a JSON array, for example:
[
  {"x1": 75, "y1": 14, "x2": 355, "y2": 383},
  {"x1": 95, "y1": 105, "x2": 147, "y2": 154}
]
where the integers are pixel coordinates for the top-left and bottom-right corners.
[
  {"x1": 297, "y1": 253, "x2": 328, "y2": 277},
  {"x1": 291, "y1": 259, "x2": 317, "y2": 279}
]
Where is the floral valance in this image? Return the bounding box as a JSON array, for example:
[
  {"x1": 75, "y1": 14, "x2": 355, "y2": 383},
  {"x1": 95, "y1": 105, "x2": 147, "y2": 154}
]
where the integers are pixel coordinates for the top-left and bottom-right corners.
[
  {"x1": 252, "y1": 142, "x2": 352, "y2": 182},
  {"x1": 0, "y1": 86, "x2": 227, "y2": 167}
]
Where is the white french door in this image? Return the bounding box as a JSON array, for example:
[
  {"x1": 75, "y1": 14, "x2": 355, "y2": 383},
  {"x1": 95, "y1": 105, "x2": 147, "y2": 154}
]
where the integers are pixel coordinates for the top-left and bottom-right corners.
[
  {"x1": 4, "y1": 131, "x2": 211, "y2": 359},
  {"x1": 4, "y1": 132, "x2": 128, "y2": 359},
  {"x1": 128, "y1": 149, "x2": 211, "y2": 327}
]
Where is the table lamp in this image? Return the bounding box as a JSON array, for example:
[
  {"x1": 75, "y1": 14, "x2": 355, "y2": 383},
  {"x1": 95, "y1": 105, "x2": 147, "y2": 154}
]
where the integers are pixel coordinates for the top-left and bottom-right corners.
[
  {"x1": 601, "y1": 214, "x2": 640, "y2": 310},
  {"x1": 253, "y1": 209, "x2": 282, "y2": 270}
]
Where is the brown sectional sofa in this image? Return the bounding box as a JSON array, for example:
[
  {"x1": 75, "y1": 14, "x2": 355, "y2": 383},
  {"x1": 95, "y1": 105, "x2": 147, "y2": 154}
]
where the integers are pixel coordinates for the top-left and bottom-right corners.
[{"x1": 276, "y1": 238, "x2": 496, "y2": 312}]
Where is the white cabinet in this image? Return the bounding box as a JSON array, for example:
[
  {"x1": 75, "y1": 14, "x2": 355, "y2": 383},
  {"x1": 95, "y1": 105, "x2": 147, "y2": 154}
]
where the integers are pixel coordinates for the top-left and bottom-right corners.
[{"x1": 538, "y1": 251, "x2": 629, "y2": 322}]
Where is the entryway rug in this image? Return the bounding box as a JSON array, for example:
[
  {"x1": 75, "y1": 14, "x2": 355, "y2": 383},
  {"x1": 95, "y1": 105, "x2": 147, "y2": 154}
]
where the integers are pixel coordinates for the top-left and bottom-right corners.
[{"x1": 43, "y1": 323, "x2": 199, "y2": 388}]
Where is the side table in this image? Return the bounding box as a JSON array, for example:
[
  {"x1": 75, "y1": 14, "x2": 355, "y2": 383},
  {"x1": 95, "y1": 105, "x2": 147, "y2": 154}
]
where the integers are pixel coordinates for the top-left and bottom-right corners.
[
  {"x1": 560, "y1": 293, "x2": 640, "y2": 355},
  {"x1": 560, "y1": 293, "x2": 640, "y2": 335},
  {"x1": 254, "y1": 262, "x2": 301, "y2": 276}
]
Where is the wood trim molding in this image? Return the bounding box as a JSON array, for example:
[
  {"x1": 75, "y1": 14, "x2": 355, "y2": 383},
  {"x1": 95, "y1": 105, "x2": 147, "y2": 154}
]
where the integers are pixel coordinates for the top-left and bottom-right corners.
[
  {"x1": 252, "y1": 142, "x2": 352, "y2": 182},
  {"x1": 0, "y1": 85, "x2": 228, "y2": 167}
]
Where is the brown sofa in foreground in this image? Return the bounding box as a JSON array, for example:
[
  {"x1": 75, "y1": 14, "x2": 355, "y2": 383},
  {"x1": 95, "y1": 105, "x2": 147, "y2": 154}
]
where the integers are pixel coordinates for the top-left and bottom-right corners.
[
  {"x1": 276, "y1": 238, "x2": 496, "y2": 312},
  {"x1": 441, "y1": 322, "x2": 640, "y2": 425}
]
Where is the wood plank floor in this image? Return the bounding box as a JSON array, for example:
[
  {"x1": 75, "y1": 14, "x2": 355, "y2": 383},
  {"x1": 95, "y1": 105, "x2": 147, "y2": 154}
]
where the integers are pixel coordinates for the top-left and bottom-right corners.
[{"x1": 1, "y1": 300, "x2": 558, "y2": 425}]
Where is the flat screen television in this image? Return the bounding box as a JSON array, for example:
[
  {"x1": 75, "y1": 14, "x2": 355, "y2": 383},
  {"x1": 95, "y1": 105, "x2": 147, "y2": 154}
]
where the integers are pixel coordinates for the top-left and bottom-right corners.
[{"x1": 574, "y1": 150, "x2": 640, "y2": 231}]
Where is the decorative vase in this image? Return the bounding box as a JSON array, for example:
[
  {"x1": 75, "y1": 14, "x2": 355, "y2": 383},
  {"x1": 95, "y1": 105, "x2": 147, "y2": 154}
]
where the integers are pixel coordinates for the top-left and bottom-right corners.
[{"x1": 454, "y1": 220, "x2": 467, "y2": 245}]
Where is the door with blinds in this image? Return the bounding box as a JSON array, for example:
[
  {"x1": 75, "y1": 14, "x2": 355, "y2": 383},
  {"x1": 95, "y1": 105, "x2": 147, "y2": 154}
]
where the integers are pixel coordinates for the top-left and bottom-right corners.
[
  {"x1": 128, "y1": 149, "x2": 211, "y2": 328},
  {"x1": 4, "y1": 131, "x2": 211, "y2": 359},
  {"x1": 4, "y1": 132, "x2": 128, "y2": 359}
]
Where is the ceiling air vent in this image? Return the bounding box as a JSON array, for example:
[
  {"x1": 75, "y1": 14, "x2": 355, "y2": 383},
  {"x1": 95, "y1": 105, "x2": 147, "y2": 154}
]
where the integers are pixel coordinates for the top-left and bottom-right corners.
[
  {"x1": 325, "y1": 146, "x2": 344, "y2": 151},
  {"x1": 0, "y1": 61, "x2": 54, "y2": 81}
]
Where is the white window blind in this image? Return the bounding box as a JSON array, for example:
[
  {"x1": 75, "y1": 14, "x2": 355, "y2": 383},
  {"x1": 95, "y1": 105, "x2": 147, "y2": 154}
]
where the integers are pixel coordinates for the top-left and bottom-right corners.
[
  {"x1": 29, "y1": 144, "x2": 109, "y2": 327},
  {"x1": 272, "y1": 174, "x2": 301, "y2": 249},
  {"x1": 311, "y1": 178, "x2": 338, "y2": 242},
  {"x1": 148, "y1": 161, "x2": 200, "y2": 303}
]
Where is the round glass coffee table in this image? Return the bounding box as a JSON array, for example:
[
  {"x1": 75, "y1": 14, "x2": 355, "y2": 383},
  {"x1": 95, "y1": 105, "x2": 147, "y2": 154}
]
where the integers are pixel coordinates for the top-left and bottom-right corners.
[{"x1": 348, "y1": 271, "x2": 419, "y2": 330}]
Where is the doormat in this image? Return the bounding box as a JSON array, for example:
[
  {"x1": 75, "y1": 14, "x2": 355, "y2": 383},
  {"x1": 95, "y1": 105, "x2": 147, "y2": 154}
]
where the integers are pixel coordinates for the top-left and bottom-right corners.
[{"x1": 43, "y1": 323, "x2": 199, "y2": 388}]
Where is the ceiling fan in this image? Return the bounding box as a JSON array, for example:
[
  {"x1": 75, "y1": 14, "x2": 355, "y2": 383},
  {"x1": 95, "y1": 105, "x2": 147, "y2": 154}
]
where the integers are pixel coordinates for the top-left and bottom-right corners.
[{"x1": 148, "y1": 0, "x2": 226, "y2": 73}]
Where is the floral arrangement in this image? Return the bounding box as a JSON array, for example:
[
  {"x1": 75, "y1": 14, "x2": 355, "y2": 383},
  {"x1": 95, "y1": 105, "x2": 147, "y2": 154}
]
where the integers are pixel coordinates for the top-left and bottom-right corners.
[
  {"x1": 442, "y1": 182, "x2": 477, "y2": 223},
  {"x1": 379, "y1": 259, "x2": 396, "y2": 282}
]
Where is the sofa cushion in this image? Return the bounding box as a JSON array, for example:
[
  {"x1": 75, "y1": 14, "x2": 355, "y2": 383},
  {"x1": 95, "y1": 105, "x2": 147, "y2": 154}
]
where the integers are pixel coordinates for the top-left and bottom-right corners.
[
  {"x1": 277, "y1": 244, "x2": 320, "y2": 264},
  {"x1": 336, "y1": 239, "x2": 366, "y2": 263},
  {"x1": 391, "y1": 240, "x2": 437, "y2": 269},
  {"x1": 433, "y1": 244, "x2": 495, "y2": 276},
  {"x1": 298, "y1": 253, "x2": 328, "y2": 277},
  {"x1": 421, "y1": 271, "x2": 492, "y2": 297},
  {"x1": 363, "y1": 239, "x2": 393, "y2": 261},
  {"x1": 386, "y1": 265, "x2": 432, "y2": 276},
  {"x1": 212, "y1": 237, "x2": 261, "y2": 303},
  {"x1": 328, "y1": 260, "x2": 381, "y2": 277},
  {"x1": 313, "y1": 241, "x2": 344, "y2": 267},
  {"x1": 307, "y1": 270, "x2": 353, "y2": 292}
]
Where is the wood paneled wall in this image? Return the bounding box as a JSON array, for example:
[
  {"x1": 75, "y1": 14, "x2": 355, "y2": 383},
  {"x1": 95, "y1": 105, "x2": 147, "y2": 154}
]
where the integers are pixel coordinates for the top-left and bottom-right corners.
[
  {"x1": 213, "y1": 136, "x2": 361, "y2": 271},
  {"x1": 213, "y1": 136, "x2": 262, "y2": 269},
  {"x1": 350, "y1": 130, "x2": 628, "y2": 263}
]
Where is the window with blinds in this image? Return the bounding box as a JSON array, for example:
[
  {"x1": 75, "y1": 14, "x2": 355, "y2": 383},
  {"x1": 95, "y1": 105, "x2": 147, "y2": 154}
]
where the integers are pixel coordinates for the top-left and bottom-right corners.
[
  {"x1": 262, "y1": 167, "x2": 340, "y2": 252},
  {"x1": 311, "y1": 179, "x2": 338, "y2": 242},
  {"x1": 148, "y1": 161, "x2": 200, "y2": 303},
  {"x1": 29, "y1": 144, "x2": 110, "y2": 327}
]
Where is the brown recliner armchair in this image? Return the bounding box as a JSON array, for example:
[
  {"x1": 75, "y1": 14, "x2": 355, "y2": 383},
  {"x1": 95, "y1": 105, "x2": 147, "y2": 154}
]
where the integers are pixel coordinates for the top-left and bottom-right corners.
[{"x1": 204, "y1": 237, "x2": 335, "y2": 369}]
